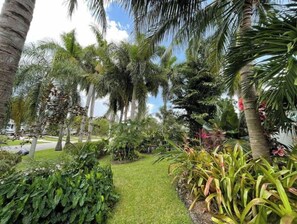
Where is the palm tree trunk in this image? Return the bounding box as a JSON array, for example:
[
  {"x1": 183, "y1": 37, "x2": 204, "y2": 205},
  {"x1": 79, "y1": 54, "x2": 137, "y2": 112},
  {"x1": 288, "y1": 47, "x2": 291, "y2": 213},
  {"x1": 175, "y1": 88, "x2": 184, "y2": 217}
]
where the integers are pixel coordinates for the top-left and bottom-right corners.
[
  {"x1": 0, "y1": 0, "x2": 36, "y2": 128},
  {"x1": 79, "y1": 83, "x2": 94, "y2": 142},
  {"x1": 240, "y1": 0, "x2": 270, "y2": 160},
  {"x1": 55, "y1": 123, "x2": 64, "y2": 151},
  {"x1": 130, "y1": 86, "x2": 137, "y2": 120},
  {"x1": 66, "y1": 125, "x2": 71, "y2": 144},
  {"x1": 29, "y1": 136, "x2": 38, "y2": 159},
  {"x1": 87, "y1": 89, "x2": 96, "y2": 142},
  {"x1": 124, "y1": 102, "x2": 129, "y2": 121},
  {"x1": 119, "y1": 107, "x2": 124, "y2": 123}
]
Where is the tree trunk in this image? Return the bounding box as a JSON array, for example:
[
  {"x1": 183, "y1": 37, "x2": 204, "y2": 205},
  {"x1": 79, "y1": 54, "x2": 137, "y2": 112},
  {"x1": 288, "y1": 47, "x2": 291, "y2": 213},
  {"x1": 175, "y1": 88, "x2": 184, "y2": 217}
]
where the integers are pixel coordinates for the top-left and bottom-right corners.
[
  {"x1": 66, "y1": 125, "x2": 71, "y2": 144},
  {"x1": 130, "y1": 86, "x2": 137, "y2": 120},
  {"x1": 87, "y1": 89, "x2": 96, "y2": 142},
  {"x1": 119, "y1": 107, "x2": 124, "y2": 123},
  {"x1": 240, "y1": 0, "x2": 270, "y2": 160},
  {"x1": 79, "y1": 83, "x2": 94, "y2": 142},
  {"x1": 124, "y1": 102, "x2": 129, "y2": 121},
  {"x1": 55, "y1": 123, "x2": 64, "y2": 151},
  {"x1": 29, "y1": 136, "x2": 38, "y2": 159},
  {"x1": 0, "y1": 0, "x2": 36, "y2": 128}
]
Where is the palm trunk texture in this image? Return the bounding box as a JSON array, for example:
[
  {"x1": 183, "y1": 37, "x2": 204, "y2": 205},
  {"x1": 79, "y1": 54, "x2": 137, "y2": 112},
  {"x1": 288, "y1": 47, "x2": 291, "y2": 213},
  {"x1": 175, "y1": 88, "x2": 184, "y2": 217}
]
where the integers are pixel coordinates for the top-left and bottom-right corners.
[
  {"x1": 0, "y1": 0, "x2": 36, "y2": 128},
  {"x1": 55, "y1": 123, "x2": 64, "y2": 151},
  {"x1": 79, "y1": 84, "x2": 94, "y2": 142},
  {"x1": 240, "y1": 0, "x2": 270, "y2": 159},
  {"x1": 87, "y1": 89, "x2": 95, "y2": 142}
]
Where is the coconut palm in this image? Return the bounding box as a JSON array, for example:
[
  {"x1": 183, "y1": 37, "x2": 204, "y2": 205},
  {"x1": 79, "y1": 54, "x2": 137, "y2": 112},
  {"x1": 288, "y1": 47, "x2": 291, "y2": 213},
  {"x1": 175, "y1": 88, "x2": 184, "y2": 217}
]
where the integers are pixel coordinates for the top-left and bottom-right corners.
[
  {"x1": 0, "y1": 0, "x2": 108, "y2": 128},
  {"x1": 120, "y1": 0, "x2": 287, "y2": 159}
]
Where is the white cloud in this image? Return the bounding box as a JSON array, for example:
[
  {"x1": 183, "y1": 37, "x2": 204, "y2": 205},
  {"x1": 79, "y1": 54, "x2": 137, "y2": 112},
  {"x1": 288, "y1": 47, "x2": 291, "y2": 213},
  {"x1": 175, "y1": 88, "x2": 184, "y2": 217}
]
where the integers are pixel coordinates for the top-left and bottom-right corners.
[
  {"x1": 0, "y1": 0, "x2": 128, "y2": 46},
  {"x1": 147, "y1": 103, "x2": 154, "y2": 114}
]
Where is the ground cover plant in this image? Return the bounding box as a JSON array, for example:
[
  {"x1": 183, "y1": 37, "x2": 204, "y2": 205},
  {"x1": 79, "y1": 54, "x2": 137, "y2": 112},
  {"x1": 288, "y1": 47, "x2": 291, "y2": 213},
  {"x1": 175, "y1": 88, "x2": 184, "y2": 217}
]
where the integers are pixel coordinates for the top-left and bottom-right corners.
[
  {"x1": 158, "y1": 143, "x2": 297, "y2": 223},
  {"x1": 0, "y1": 147, "x2": 118, "y2": 224}
]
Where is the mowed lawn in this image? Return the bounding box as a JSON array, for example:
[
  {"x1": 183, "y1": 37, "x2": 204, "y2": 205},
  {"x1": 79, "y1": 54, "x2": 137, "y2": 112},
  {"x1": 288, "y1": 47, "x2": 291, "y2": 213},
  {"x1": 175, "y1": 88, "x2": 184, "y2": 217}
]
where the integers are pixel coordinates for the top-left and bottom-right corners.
[
  {"x1": 17, "y1": 150, "x2": 192, "y2": 224},
  {"x1": 102, "y1": 155, "x2": 192, "y2": 224}
]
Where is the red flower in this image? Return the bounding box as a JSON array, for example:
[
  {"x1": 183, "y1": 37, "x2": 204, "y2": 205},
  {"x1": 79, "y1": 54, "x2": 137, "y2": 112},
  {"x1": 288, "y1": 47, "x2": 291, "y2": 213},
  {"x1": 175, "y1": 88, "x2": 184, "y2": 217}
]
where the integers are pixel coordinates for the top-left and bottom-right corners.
[
  {"x1": 200, "y1": 129, "x2": 209, "y2": 139},
  {"x1": 238, "y1": 98, "x2": 244, "y2": 111},
  {"x1": 272, "y1": 146, "x2": 286, "y2": 157}
]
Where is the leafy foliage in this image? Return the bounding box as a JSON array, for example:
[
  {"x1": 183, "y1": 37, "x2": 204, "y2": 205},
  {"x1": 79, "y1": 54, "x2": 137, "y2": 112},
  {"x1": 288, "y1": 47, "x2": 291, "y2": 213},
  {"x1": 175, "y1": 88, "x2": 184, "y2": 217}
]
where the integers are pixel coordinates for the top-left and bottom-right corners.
[
  {"x1": 64, "y1": 139, "x2": 109, "y2": 160},
  {"x1": 171, "y1": 48, "x2": 222, "y2": 137},
  {"x1": 0, "y1": 150, "x2": 22, "y2": 177},
  {"x1": 158, "y1": 143, "x2": 297, "y2": 223},
  {"x1": 225, "y1": 6, "x2": 297, "y2": 131},
  {"x1": 0, "y1": 148, "x2": 118, "y2": 224},
  {"x1": 109, "y1": 121, "x2": 143, "y2": 161}
]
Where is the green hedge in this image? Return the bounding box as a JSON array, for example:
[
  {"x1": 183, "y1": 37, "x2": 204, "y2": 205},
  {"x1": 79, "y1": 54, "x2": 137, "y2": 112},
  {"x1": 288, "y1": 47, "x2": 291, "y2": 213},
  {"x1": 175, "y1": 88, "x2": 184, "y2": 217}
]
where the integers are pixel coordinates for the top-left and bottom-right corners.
[
  {"x1": 0, "y1": 149, "x2": 118, "y2": 224},
  {"x1": 0, "y1": 150, "x2": 22, "y2": 177}
]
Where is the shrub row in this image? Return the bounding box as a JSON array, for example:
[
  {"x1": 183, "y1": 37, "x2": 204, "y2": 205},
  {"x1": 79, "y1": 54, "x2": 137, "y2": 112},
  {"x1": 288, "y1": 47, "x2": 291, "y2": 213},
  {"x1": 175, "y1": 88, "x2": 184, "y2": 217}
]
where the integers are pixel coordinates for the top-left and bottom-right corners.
[{"x1": 0, "y1": 146, "x2": 118, "y2": 224}]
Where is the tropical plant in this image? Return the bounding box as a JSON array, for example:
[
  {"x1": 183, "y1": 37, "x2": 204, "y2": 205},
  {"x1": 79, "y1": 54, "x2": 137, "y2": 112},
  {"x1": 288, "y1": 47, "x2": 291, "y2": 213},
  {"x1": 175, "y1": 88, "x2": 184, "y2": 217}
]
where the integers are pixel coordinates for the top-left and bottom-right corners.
[
  {"x1": 109, "y1": 120, "x2": 144, "y2": 161},
  {"x1": 158, "y1": 142, "x2": 297, "y2": 223},
  {"x1": 170, "y1": 47, "x2": 222, "y2": 138},
  {"x1": 0, "y1": 152, "x2": 118, "y2": 224},
  {"x1": 14, "y1": 43, "x2": 55, "y2": 158},
  {"x1": 0, "y1": 0, "x2": 108, "y2": 129},
  {"x1": 225, "y1": 4, "x2": 297, "y2": 133},
  {"x1": 120, "y1": 0, "x2": 287, "y2": 159},
  {"x1": 0, "y1": 150, "x2": 22, "y2": 177}
]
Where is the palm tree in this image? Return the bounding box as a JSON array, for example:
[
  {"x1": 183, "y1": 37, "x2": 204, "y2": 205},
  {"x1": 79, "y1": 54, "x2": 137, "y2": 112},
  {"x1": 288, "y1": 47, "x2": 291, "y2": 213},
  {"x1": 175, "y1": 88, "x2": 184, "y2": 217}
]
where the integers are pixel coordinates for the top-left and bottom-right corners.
[
  {"x1": 78, "y1": 27, "x2": 110, "y2": 141},
  {"x1": 225, "y1": 5, "x2": 297, "y2": 132},
  {"x1": 14, "y1": 43, "x2": 54, "y2": 158},
  {"x1": 42, "y1": 30, "x2": 84, "y2": 146},
  {"x1": 0, "y1": 0, "x2": 35, "y2": 128},
  {"x1": 126, "y1": 34, "x2": 163, "y2": 120},
  {"x1": 0, "y1": 0, "x2": 108, "y2": 129},
  {"x1": 120, "y1": 0, "x2": 286, "y2": 159}
]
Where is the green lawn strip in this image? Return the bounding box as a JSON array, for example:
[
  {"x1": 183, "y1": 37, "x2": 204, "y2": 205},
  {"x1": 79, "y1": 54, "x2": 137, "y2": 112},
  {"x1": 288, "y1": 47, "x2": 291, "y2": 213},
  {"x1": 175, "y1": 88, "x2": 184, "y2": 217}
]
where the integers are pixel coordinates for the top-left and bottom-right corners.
[
  {"x1": 16, "y1": 148, "x2": 64, "y2": 170},
  {"x1": 106, "y1": 155, "x2": 192, "y2": 224},
  {"x1": 0, "y1": 140, "x2": 47, "y2": 146}
]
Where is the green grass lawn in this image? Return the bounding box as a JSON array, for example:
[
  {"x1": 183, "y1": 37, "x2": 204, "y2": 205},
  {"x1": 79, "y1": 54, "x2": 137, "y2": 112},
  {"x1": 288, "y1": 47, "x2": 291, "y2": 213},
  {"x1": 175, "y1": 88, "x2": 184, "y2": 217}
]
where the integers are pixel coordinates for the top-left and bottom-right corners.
[
  {"x1": 16, "y1": 150, "x2": 191, "y2": 223},
  {"x1": 103, "y1": 155, "x2": 192, "y2": 224},
  {"x1": 0, "y1": 140, "x2": 46, "y2": 146}
]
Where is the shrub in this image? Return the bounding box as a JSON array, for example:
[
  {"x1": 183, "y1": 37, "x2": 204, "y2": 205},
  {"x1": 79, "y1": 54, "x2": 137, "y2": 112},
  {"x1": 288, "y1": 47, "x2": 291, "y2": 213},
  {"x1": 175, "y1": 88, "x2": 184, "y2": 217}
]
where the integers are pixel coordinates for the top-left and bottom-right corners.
[
  {"x1": 0, "y1": 150, "x2": 22, "y2": 177},
  {"x1": 109, "y1": 121, "x2": 143, "y2": 161},
  {"x1": 64, "y1": 139, "x2": 108, "y2": 159},
  {"x1": 158, "y1": 143, "x2": 297, "y2": 223},
  {"x1": 0, "y1": 151, "x2": 118, "y2": 224}
]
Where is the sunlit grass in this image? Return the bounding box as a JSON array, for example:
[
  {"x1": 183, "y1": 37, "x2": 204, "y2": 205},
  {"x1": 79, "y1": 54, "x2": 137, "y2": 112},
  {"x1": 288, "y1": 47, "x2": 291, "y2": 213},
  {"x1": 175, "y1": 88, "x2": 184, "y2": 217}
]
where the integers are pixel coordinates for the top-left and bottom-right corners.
[{"x1": 104, "y1": 155, "x2": 192, "y2": 224}]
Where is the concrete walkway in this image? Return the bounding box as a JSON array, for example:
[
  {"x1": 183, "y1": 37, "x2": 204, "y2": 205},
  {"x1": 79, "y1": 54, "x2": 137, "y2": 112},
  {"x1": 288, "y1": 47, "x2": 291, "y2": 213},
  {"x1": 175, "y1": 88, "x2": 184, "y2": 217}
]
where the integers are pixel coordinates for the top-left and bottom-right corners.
[
  {"x1": 1, "y1": 138, "x2": 100, "y2": 153},
  {"x1": 1, "y1": 142, "x2": 63, "y2": 153}
]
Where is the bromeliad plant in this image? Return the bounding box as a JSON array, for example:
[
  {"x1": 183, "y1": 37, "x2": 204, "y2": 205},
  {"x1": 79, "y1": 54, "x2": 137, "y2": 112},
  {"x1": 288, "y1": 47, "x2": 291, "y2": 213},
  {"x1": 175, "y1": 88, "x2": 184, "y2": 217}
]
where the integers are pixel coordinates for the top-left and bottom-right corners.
[{"x1": 158, "y1": 141, "x2": 297, "y2": 223}]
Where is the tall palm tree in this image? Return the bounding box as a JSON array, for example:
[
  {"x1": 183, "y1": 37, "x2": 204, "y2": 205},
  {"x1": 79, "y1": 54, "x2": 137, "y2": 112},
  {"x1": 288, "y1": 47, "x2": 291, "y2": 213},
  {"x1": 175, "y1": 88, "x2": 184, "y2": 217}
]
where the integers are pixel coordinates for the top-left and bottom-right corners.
[
  {"x1": 126, "y1": 34, "x2": 162, "y2": 120},
  {"x1": 0, "y1": 0, "x2": 35, "y2": 128},
  {"x1": 0, "y1": 0, "x2": 108, "y2": 129},
  {"x1": 225, "y1": 4, "x2": 297, "y2": 132},
  {"x1": 120, "y1": 0, "x2": 285, "y2": 159},
  {"x1": 42, "y1": 30, "x2": 84, "y2": 146}
]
